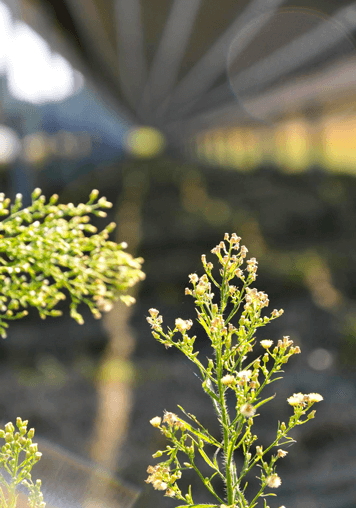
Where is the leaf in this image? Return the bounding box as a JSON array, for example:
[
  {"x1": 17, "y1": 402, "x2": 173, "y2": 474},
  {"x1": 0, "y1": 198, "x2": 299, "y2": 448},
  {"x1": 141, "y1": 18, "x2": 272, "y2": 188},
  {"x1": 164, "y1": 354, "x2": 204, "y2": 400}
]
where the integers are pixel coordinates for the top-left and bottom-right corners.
[
  {"x1": 177, "y1": 406, "x2": 221, "y2": 447},
  {"x1": 197, "y1": 447, "x2": 218, "y2": 471},
  {"x1": 254, "y1": 394, "x2": 276, "y2": 410}
]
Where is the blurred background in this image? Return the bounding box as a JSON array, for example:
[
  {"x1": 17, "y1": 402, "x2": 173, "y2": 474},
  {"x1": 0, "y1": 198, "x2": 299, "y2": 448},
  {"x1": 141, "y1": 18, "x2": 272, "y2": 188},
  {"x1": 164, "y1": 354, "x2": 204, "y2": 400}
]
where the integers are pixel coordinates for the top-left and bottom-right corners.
[{"x1": 0, "y1": 0, "x2": 355, "y2": 507}]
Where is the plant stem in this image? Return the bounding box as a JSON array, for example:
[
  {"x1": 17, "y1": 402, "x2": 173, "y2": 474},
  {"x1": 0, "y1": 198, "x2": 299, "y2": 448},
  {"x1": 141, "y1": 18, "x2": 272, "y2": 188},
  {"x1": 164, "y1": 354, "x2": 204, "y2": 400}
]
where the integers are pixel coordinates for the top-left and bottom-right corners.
[{"x1": 216, "y1": 344, "x2": 234, "y2": 505}]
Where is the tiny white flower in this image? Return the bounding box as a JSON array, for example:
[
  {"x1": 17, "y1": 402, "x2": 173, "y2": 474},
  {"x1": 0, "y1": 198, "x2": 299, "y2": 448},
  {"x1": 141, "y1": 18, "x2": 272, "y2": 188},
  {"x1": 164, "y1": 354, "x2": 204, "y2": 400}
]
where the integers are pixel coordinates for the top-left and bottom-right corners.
[
  {"x1": 149, "y1": 417, "x2": 161, "y2": 428},
  {"x1": 277, "y1": 449, "x2": 288, "y2": 458},
  {"x1": 287, "y1": 393, "x2": 305, "y2": 406},
  {"x1": 221, "y1": 374, "x2": 235, "y2": 386},
  {"x1": 260, "y1": 340, "x2": 273, "y2": 349},
  {"x1": 237, "y1": 370, "x2": 252, "y2": 383},
  {"x1": 266, "y1": 473, "x2": 281, "y2": 488},
  {"x1": 307, "y1": 393, "x2": 323, "y2": 403},
  {"x1": 188, "y1": 273, "x2": 199, "y2": 283},
  {"x1": 152, "y1": 480, "x2": 167, "y2": 491},
  {"x1": 175, "y1": 318, "x2": 193, "y2": 332},
  {"x1": 240, "y1": 403, "x2": 256, "y2": 418}
]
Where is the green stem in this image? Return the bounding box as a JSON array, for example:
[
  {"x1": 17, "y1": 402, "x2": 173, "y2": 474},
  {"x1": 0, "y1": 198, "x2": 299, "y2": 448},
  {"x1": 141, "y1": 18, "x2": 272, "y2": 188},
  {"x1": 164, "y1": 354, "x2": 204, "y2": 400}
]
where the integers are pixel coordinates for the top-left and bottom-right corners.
[
  {"x1": 225, "y1": 281, "x2": 248, "y2": 324},
  {"x1": 249, "y1": 484, "x2": 265, "y2": 508},
  {"x1": 0, "y1": 485, "x2": 8, "y2": 508},
  {"x1": 216, "y1": 350, "x2": 234, "y2": 505},
  {"x1": 190, "y1": 461, "x2": 224, "y2": 504}
]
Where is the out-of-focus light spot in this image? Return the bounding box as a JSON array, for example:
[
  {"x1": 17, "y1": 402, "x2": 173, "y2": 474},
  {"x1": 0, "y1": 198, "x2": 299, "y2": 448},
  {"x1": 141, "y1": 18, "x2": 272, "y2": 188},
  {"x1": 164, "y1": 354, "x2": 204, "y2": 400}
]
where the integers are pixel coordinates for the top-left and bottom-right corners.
[
  {"x1": 22, "y1": 131, "x2": 92, "y2": 165},
  {"x1": 0, "y1": 1, "x2": 85, "y2": 105},
  {"x1": 299, "y1": 251, "x2": 343, "y2": 309},
  {"x1": 321, "y1": 114, "x2": 356, "y2": 174},
  {"x1": 0, "y1": 125, "x2": 21, "y2": 164},
  {"x1": 307, "y1": 348, "x2": 334, "y2": 370},
  {"x1": 124, "y1": 126, "x2": 166, "y2": 158},
  {"x1": 7, "y1": 21, "x2": 83, "y2": 103},
  {"x1": 274, "y1": 119, "x2": 311, "y2": 172},
  {"x1": 22, "y1": 132, "x2": 48, "y2": 165},
  {"x1": 47, "y1": 131, "x2": 92, "y2": 160},
  {"x1": 0, "y1": 1, "x2": 11, "y2": 73}
]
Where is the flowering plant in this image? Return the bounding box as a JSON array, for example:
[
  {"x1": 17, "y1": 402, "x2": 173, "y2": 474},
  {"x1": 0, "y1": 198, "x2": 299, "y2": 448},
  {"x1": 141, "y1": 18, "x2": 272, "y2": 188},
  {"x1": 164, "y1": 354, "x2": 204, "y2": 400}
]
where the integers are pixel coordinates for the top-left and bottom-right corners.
[
  {"x1": 146, "y1": 233, "x2": 323, "y2": 508},
  {"x1": 0, "y1": 418, "x2": 45, "y2": 508},
  {"x1": 0, "y1": 188, "x2": 145, "y2": 506},
  {"x1": 0, "y1": 188, "x2": 145, "y2": 338}
]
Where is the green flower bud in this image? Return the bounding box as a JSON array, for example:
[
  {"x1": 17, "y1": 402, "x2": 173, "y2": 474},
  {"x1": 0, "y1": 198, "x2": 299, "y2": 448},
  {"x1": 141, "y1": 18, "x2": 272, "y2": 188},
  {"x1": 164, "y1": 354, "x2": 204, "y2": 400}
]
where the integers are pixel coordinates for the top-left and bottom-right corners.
[
  {"x1": 29, "y1": 443, "x2": 38, "y2": 453},
  {"x1": 5, "y1": 422, "x2": 14, "y2": 434},
  {"x1": 31, "y1": 188, "x2": 42, "y2": 200},
  {"x1": 89, "y1": 189, "x2": 99, "y2": 201}
]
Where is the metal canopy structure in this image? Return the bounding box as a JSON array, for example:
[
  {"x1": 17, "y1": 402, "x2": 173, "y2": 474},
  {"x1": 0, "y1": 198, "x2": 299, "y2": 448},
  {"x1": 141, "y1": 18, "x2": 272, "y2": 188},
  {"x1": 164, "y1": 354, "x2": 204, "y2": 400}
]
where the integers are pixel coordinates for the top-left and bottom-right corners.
[{"x1": 11, "y1": 0, "x2": 356, "y2": 148}]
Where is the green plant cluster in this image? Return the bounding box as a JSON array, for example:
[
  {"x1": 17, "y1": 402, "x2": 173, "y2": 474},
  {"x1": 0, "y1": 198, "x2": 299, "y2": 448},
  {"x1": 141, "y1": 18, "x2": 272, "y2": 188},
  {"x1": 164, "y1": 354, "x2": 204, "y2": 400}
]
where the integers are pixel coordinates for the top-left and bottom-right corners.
[
  {"x1": 146, "y1": 234, "x2": 323, "y2": 508},
  {"x1": 0, "y1": 417, "x2": 45, "y2": 508},
  {"x1": 0, "y1": 189, "x2": 145, "y2": 338}
]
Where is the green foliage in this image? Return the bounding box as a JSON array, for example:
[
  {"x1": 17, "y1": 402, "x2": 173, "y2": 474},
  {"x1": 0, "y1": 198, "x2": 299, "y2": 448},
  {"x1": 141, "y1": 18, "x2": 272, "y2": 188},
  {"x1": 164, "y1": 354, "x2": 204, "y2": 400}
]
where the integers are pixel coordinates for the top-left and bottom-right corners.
[
  {"x1": 0, "y1": 188, "x2": 145, "y2": 506},
  {"x1": 146, "y1": 234, "x2": 323, "y2": 508},
  {"x1": 0, "y1": 188, "x2": 145, "y2": 338},
  {"x1": 0, "y1": 418, "x2": 45, "y2": 508}
]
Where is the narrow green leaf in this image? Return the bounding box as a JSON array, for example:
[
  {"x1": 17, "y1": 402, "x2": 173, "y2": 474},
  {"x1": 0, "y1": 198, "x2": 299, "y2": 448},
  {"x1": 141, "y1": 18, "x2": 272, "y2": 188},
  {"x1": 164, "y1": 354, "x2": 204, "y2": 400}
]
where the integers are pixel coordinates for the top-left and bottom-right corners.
[{"x1": 198, "y1": 447, "x2": 218, "y2": 471}]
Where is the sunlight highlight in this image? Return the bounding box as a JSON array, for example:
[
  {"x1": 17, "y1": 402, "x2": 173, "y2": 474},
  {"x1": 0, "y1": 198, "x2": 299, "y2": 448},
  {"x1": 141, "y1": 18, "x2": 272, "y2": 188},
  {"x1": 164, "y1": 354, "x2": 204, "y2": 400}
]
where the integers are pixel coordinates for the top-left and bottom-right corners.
[{"x1": 0, "y1": 0, "x2": 84, "y2": 104}]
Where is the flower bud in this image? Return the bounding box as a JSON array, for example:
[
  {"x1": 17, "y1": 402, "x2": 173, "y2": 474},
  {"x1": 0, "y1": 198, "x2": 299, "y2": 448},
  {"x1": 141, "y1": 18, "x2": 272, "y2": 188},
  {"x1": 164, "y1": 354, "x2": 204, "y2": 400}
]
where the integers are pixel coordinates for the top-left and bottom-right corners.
[
  {"x1": 195, "y1": 284, "x2": 206, "y2": 296},
  {"x1": 89, "y1": 189, "x2": 99, "y2": 201},
  {"x1": 29, "y1": 443, "x2": 38, "y2": 453},
  {"x1": 5, "y1": 422, "x2": 14, "y2": 434},
  {"x1": 31, "y1": 188, "x2": 42, "y2": 200}
]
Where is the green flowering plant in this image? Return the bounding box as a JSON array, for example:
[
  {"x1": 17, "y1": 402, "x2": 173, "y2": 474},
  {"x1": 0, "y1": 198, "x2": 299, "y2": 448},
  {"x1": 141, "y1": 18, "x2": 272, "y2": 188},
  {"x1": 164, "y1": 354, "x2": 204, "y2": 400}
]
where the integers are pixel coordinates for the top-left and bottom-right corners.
[
  {"x1": 0, "y1": 188, "x2": 145, "y2": 338},
  {"x1": 146, "y1": 233, "x2": 323, "y2": 508},
  {"x1": 0, "y1": 188, "x2": 145, "y2": 506},
  {"x1": 0, "y1": 418, "x2": 45, "y2": 508}
]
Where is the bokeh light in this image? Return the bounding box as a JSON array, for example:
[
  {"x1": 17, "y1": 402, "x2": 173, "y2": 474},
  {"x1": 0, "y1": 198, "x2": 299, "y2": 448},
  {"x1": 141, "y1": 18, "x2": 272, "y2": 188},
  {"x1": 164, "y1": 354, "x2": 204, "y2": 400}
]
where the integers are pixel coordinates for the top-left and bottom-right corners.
[
  {"x1": 0, "y1": 0, "x2": 84, "y2": 104},
  {"x1": 124, "y1": 126, "x2": 166, "y2": 158},
  {"x1": 307, "y1": 348, "x2": 334, "y2": 371},
  {"x1": 0, "y1": 125, "x2": 21, "y2": 164}
]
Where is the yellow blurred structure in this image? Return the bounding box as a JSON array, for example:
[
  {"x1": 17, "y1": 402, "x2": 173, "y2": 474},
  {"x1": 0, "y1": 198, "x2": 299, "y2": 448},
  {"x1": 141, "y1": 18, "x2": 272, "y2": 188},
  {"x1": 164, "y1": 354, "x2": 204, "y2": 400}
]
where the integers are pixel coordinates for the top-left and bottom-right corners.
[
  {"x1": 124, "y1": 126, "x2": 166, "y2": 158},
  {"x1": 191, "y1": 112, "x2": 356, "y2": 174}
]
